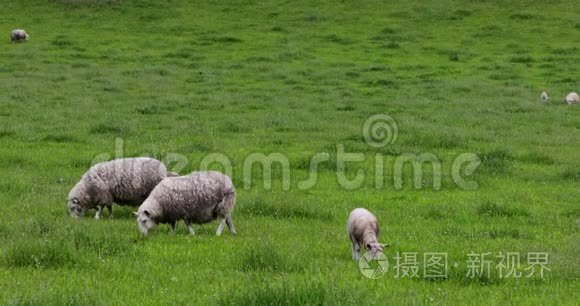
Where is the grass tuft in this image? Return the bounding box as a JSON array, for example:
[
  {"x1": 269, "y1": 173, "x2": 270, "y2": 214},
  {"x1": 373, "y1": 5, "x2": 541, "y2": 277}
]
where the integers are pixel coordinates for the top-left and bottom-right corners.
[
  {"x1": 510, "y1": 54, "x2": 534, "y2": 64},
  {"x1": 559, "y1": 169, "x2": 579, "y2": 181},
  {"x1": 220, "y1": 282, "x2": 355, "y2": 305},
  {"x1": 89, "y1": 122, "x2": 128, "y2": 135},
  {"x1": 424, "y1": 208, "x2": 447, "y2": 220},
  {"x1": 50, "y1": 36, "x2": 75, "y2": 47},
  {"x1": 481, "y1": 228, "x2": 521, "y2": 239},
  {"x1": 136, "y1": 105, "x2": 163, "y2": 115},
  {"x1": 237, "y1": 242, "x2": 304, "y2": 273},
  {"x1": 335, "y1": 105, "x2": 355, "y2": 111},
  {"x1": 71, "y1": 228, "x2": 131, "y2": 257},
  {"x1": 517, "y1": 152, "x2": 555, "y2": 165},
  {"x1": 219, "y1": 121, "x2": 252, "y2": 133},
  {"x1": 239, "y1": 198, "x2": 334, "y2": 222},
  {"x1": 476, "y1": 201, "x2": 530, "y2": 217},
  {"x1": 510, "y1": 13, "x2": 537, "y2": 20},
  {"x1": 479, "y1": 149, "x2": 512, "y2": 174},
  {"x1": 322, "y1": 34, "x2": 352, "y2": 45},
  {"x1": 448, "y1": 51, "x2": 461, "y2": 62},
  {"x1": 2, "y1": 239, "x2": 77, "y2": 269},
  {"x1": 0, "y1": 130, "x2": 15, "y2": 138},
  {"x1": 205, "y1": 36, "x2": 243, "y2": 43},
  {"x1": 42, "y1": 134, "x2": 78, "y2": 143}
]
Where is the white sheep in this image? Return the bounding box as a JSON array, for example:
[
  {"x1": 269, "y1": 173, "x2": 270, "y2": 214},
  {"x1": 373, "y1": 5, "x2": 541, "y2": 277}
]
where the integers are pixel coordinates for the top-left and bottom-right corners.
[
  {"x1": 565, "y1": 92, "x2": 579, "y2": 105},
  {"x1": 68, "y1": 157, "x2": 177, "y2": 219},
  {"x1": 540, "y1": 91, "x2": 549, "y2": 101},
  {"x1": 11, "y1": 29, "x2": 29, "y2": 43},
  {"x1": 347, "y1": 208, "x2": 389, "y2": 260},
  {"x1": 134, "y1": 171, "x2": 236, "y2": 236}
]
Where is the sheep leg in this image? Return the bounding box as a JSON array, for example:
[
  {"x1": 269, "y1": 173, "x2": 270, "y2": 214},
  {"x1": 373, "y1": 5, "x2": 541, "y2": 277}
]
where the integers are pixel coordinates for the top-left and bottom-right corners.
[
  {"x1": 216, "y1": 218, "x2": 226, "y2": 236},
  {"x1": 107, "y1": 205, "x2": 113, "y2": 218},
  {"x1": 94, "y1": 206, "x2": 102, "y2": 220},
  {"x1": 225, "y1": 215, "x2": 236, "y2": 235},
  {"x1": 169, "y1": 222, "x2": 177, "y2": 234},
  {"x1": 353, "y1": 243, "x2": 361, "y2": 261},
  {"x1": 185, "y1": 220, "x2": 195, "y2": 235},
  {"x1": 351, "y1": 242, "x2": 358, "y2": 260}
]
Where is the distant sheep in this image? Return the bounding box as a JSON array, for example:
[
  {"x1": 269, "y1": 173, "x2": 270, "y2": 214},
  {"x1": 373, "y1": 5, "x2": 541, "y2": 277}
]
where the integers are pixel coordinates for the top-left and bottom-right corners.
[
  {"x1": 68, "y1": 157, "x2": 177, "y2": 219},
  {"x1": 540, "y1": 91, "x2": 549, "y2": 101},
  {"x1": 565, "y1": 92, "x2": 579, "y2": 105},
  {"x1": 134, "y1": 171, "x2": 237, "y2": 236},
  {"x1": 11, "y1": 29, "x2": 29, "y2": 42},
  {"x1": 347, "y1": 208, "x2": 389, "y2": 260}
]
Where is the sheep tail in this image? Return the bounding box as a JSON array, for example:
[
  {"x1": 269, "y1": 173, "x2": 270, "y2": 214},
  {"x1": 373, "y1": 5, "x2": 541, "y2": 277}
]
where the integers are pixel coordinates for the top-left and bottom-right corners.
[{"x1": 215, "y1": 190, "x2": 236, "y2": 217}]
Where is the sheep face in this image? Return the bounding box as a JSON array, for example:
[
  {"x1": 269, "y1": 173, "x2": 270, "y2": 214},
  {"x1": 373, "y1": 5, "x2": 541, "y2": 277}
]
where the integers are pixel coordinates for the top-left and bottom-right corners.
[
  {"x1": 67, "y1": 198, "x2": 86, "y2": 218},
  {"x1": 67, "y1": 182, "x2": 91, "y2": 218},
  {"x1": 134, "y1": 210, "x2": 155, "y2": 235},
  {"x1": 365, "y1": 242, "x2": 389, "y2": 253}
]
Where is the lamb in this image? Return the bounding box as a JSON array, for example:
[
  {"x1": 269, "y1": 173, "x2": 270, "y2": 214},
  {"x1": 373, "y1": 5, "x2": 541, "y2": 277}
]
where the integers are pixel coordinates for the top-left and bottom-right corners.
[
  {"x1": 347, "y1": 208, "x2": 389, "y2": 260},
  {"x1": 565, "y1": 92, "x2": 579, "y2": 105},
  {"x1": 134, "y1": 171, "x2": 236, "y2": 236},
  {"x1": 68, "y1": 157, "x2": 177, "y2": 219},
  {"x1": 540, "y1": 91, "x2": 549, "y2": 101},
  {"x1": 11, "y1": 29, "x2": 29, "y2": 42}
]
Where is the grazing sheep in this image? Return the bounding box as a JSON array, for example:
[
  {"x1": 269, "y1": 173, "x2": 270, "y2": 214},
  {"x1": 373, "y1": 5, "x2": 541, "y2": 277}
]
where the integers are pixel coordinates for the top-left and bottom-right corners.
[
  {"x1": 540, "y1": 91, "x2": 549, "y2": 101},
  {"x1": 347, "y1": 208, "x2": 389, "y2": 261},
  {"x1": 68, "y1": 157, "x2": 175, "y2": 219},
  {"x1": 565, "y1": 92, "x2": 579, "y2": 105},
  {"x1": 134, "y1": 171, "x2": 236, "y2": 236},
  {"x1": 11, "y1": 29, "x2": 29, "y2": 42}
]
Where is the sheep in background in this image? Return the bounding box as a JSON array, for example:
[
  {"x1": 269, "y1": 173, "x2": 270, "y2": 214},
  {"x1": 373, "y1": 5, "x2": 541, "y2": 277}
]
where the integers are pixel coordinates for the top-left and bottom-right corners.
[
  {"x1": 11, "y1": 29, "x2": 29, "y2": 42},
  {"x1": 565, "y1": 92, "x2": 579, "y2": 105},
  {"x1": 347, "y1": 208, "x2": 389, "y2": 260},
  {"x1": 68, "y1": 157, "x2": 177, "y2": 219},
  {"x1": 540, "y1": 91, "x2": 549, "y2": 101},
  {"x1": 134, "y1": 171, "x2": 236, "y2": 236}
]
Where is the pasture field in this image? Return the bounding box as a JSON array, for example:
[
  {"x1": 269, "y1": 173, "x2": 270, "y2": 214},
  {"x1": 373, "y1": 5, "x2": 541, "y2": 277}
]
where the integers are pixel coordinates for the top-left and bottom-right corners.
[{"x1": 0, "y1": 0, "x2": 579, "y2": 304}]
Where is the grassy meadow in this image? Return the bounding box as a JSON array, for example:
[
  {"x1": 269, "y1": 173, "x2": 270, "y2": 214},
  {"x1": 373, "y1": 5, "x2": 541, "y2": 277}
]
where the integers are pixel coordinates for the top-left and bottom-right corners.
[{"x1": 0, "y1": 0, "x2": 579, "y2": 304}]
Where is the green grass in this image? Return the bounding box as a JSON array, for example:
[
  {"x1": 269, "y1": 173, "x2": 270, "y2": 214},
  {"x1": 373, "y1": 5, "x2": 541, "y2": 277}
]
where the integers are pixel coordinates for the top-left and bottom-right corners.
[{"x1": 1, "y1": 0, "x2": 579, "y2": 304}]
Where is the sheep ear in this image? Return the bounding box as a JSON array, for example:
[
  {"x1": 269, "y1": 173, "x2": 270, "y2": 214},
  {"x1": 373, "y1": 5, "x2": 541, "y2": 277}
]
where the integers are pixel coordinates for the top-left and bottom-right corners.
[
  {"x1": 382, "y1": 243, "x2": 390, "y2": 248},
  {"x1": 132, "y1": 212, "x2": 139, "y2": 217}
]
